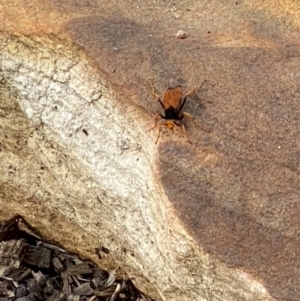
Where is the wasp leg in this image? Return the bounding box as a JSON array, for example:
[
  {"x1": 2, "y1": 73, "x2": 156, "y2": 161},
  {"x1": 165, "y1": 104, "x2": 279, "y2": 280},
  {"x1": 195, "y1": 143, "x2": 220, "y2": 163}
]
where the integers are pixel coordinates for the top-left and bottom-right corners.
[
  {"x1": 182, "y1": 112, "x2": 194, "y2": 120},
  {"x1": 185, "y1": 79, "x2": 207, "y2": 97},
  {"x1": 149, "y1": 82, "x2": 160, "y2": 101},
  {"x1": 185, "y1": 88, "x2": 196, "y2": 98},
  {"x1": 182, "y1": 112, "x2": 210, "y2": 132}
]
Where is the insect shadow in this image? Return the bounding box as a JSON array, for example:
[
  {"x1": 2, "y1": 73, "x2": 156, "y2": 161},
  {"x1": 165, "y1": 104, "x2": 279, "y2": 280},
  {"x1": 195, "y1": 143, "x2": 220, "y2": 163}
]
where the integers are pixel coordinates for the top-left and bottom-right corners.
[{"x1": 147, "y1": 80, "x2": 207, "y2": 144}]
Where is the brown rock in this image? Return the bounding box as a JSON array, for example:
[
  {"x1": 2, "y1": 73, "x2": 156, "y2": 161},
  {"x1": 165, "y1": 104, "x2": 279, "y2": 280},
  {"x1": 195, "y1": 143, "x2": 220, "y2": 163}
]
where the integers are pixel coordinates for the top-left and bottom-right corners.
[{"x1": 1, "y1": 1, "x2": 300, "y2": 300}]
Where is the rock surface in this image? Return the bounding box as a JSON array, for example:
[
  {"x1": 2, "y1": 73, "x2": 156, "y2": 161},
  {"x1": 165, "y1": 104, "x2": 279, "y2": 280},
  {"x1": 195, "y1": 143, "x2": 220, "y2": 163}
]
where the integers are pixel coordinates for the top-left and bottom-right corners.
[{"x1": 1, "y1": 1, "x2": 300, "y2": 300}]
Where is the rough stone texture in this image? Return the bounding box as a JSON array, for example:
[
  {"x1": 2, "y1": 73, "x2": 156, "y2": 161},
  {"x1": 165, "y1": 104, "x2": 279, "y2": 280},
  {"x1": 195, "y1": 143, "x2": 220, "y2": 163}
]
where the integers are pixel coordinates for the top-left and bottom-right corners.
[{"x1": 1, "y1": 1, "x2": 300, "y2": 301}]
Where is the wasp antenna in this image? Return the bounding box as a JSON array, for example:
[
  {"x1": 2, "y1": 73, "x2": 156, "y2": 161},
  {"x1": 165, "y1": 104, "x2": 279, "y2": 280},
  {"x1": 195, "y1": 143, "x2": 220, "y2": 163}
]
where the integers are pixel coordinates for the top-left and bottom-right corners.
[
  {"x1": 146, "y1": 113, "x2": 161, "y2": 132},
  {"x1": 155, "y1": 127, "x2": 163, "y2": 144},
  {"x1": 146, "y1": 123, "x2": 158, "y2": 132}
]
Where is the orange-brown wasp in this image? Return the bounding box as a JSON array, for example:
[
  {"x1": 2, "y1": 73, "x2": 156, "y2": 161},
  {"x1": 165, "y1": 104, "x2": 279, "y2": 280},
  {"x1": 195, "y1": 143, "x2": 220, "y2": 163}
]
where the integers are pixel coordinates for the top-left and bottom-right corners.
[{"x1": 148, "y1": 81, "x2": 206, "y2": 143}]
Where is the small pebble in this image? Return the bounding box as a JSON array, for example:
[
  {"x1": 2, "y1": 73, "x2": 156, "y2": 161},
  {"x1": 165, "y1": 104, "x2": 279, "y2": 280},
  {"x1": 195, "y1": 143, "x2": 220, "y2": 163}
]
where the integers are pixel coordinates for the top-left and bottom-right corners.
[{"x1": 175, "y1": 30, "x2": 188, "y2": 39}]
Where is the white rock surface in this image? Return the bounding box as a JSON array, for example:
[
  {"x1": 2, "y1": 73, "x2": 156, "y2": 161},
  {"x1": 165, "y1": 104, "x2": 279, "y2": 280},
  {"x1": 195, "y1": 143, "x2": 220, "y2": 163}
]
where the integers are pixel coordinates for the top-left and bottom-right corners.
[{"x1": 0, "y1": 34, "x2": 274, "y2": 301}]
